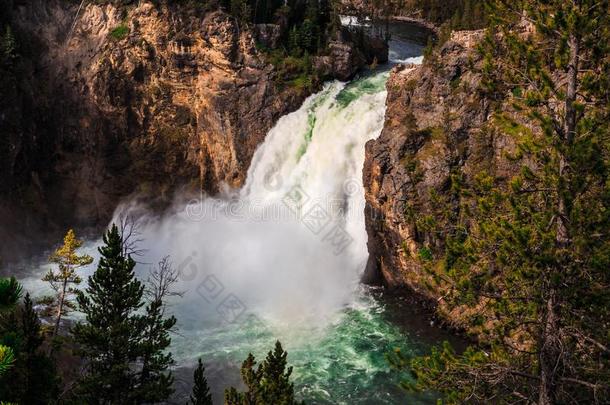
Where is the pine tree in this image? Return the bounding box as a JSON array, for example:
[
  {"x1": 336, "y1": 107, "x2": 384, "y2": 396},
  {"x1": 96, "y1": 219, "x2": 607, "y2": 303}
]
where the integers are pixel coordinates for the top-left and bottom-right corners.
[
  {"x1": 259, "y1": 341, "x2": 298, "y2": 403},
  {"x1": 189, "y1": 358, "x2": 213, "y2": 405},
  {"x1": 0, "y1": 293, "x2": 59, "y2": 403},
  {"x1": 394, "y1": 1, "x2": 610, "y2": 404},
  {"x1": 73, "y1": 225, "x2": 177, "y2": 404},
  {"x1": 134, "y1": 257, "x2": 179, "y2": 402},
  {"x1": 17, "y1": 293, "x2": 58, "y2": 404},
  {"x1": 225, "y1": 341, "x2": 303, "y2": 405},
  {"x1": 0, "y1": 277, "x2": 20, "y2": 376},
  {"x1": 230, "y1": 0, "x2": 251, "y2": 26},
  {"x1": 0, "y1": 276, "x2": 21, "y2": 313},
  {"x1": 0, "y1": 345, "x2": 12, "y2": 375},
  {"x1": 72, "y1": 224, "x2": 145, "y2": 403},
  {"x1": 289, "y1": 26, "x2": 301, "y2": 55},
  {"x1": 0, "y1": 25, "x2": 16, "y2": 64},
  {"x1": 43, "y1": 229, "x2": 93, "y2": 339},
  {"x1": 225, "y1": 353, "x2": 261, "y2": 405}
]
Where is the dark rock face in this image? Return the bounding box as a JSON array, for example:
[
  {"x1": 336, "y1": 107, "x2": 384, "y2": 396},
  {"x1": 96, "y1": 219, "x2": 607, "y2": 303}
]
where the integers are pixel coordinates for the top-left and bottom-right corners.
[
  {"x1": 363, "y1": 31, "x2": 519, "y2": 303},
  {"x1": 314, "y1": 28, "x2": 388, "y2": 81},
  {"x1": 0, "y1": 1, "x2": 308, "y2": 260},
  {"x1": 253, "y1": 24, "x2": 282, "y2": 49}
]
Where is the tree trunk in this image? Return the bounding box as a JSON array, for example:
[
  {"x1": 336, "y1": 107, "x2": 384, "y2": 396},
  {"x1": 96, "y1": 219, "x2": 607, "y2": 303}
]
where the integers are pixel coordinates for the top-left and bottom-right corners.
[
  {"x1": 557, "y1": 33, "x2": 579, "y2": 246},
  {"x1": 384, "y1": 0, "x2": 390, "y2": 42},
  {"x1": 538, "y1": 292, "x2": 558, "y2": 405},
  {"x1": 53, "y1": 278, "x2": 68, "y2": 338},
  {"x1": 565, "y1": 33, "x2": 579, "y2": 144},
  {"x1": 254, "y1": 0, "x2": 260, "y2": 23},
  {"x1": 540, "y1": 32, "x2": 580, "y2": 405}
]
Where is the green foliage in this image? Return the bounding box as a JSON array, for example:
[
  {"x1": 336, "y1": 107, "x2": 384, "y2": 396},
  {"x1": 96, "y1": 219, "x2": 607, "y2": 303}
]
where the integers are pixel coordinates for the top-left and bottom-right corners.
[
  {"x1": 225, "y1": 0, "x2": 336, "y2": 57},
  {"x1": 418, "y1": 0, "x2": 489, "y2": 63},
  {"x1": 225, "y1": 341, "x2": 304, "y2": 405},
  {"x1": 401, "y1": 0, "x2": 488, "y2": 28},
  {"x1": 266, "y1": 50, "x2": 318, "y2": 93},
  {"x1": 43, "y1": 229, "x2": 93, "y2": 339},
  {"x1": 417, "y1": 247, "x2": 433, "y2": 261},
  {"x1": 230, "y1": 0, "x2": 251, "y2": 25},
  {"x1": 0, "y1": 346, "x2": 13, "y2": 375},
  {"x1": 0, "y1": 276, "x2": 20, "y2": 379},
  {"x1": 400, "y1": 1, "x2": 610, "y2": 403},
  {"x1": 189, "y1": 358, "x2": 213, "y2": 405},
  {"x1": 0, "y1": 26, "x2": 16, "y2": 63},
  {"x1": 0, "y1": 277, "x2": 21, "y2": 313},
  {"x1": 0, "y1": 293, "x2": 59, "y2": 403},
  {"x1": 72, "y1": 224, "x2": 144, "y2": 402},
  {"x1": 134, "y1": 258, "x2": 178, "y2": 402},
  {"x1": 73, "y1": 224, "x2": 176, "y2": 403},
  {"x1": 109, "y1": 23, "x2": 129, "y2": 40}
]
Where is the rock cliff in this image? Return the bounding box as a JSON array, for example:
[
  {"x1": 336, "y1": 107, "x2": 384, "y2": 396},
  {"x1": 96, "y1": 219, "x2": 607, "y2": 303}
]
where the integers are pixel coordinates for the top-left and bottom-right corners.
[
  {"x1": 0, "y1": 0, "x2": 383, "y2": 260},
  {"x1": 363, "y1": 31, "x2": 520, "y2": 323}
]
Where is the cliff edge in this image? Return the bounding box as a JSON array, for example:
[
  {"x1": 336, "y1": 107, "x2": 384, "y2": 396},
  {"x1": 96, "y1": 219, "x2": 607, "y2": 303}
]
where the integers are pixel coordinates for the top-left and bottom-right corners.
[{"x1": 363, "y1": 30, "x2": 520, "y2": 326}]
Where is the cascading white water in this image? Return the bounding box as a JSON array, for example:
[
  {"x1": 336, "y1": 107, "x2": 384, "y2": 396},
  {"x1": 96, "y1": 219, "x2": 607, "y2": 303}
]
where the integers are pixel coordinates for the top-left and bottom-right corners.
[
  {"x1": 105, "y1": 60, "x2": 423, "y2": 402},
  {"x1": 17, "y1": 27, "x2": 434, "y2": 403},
  {"x1": 125, "y1": 71, "x2": 390, "y2": 327}
]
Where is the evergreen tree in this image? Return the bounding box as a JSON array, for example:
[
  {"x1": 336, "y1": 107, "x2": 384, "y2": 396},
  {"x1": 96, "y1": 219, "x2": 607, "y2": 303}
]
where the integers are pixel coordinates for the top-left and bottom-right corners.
[
  {"x1": 72, "y1": 224, "x2": 146, "y2": 403},
  {"x1": 189, "y1": 358, "x2": 213, "y2": 405},
  {"x1": 289, "y1": 25, "x2": 301, "y2": 56},
  {"x1": 17, "y1": 293, "x2": 58, "y2": 404},
  {"x1": 0, "y1": 293, "x2": 59, "y2": 404},
  {"x1": 134, "y1": 257, "x2": 179, "y2": 402},
  {"x1": 0, "y1": 277, "x2": 20, "y2": 376},
  {"x1": 258, "y1": 341, "x2": 298, "y2": 404},
  {"x1": 0, "y1": 25, "x2": 16, "y2": 64},
  {"x1": 231, "y1": 0, "x2": 252, "y2": 26},
  {"x1": 43, "y1": 229, "x2": 93, "y2": 338},
  {"x1": 225, "y1": 341, "x2": 303, "y2": 405},
  {"x1": 393, "y1": 1, "x2": 610, "y2": 404},
  {"x1": 73, "y1": 225, "x2": 177, "y2": 404},
  {"x1": 0, "y1": 276, "x2": 20, "y2": 313},
  {"x1": 225, "y1": 353, "x2": 261, "y2": 405},
  {"x1": 0, "y1": 345, "x2": 12, "y2": 375}
]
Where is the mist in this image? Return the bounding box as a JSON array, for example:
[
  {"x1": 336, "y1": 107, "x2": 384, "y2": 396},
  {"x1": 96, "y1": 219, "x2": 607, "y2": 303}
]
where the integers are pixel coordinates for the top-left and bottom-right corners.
[{"x1": 111, "y1": 76, "x2": 390, "y2": 332}]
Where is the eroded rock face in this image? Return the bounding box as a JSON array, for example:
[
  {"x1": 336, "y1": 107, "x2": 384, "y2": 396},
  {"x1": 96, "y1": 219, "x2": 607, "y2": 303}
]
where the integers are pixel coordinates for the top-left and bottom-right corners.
[
  {"x1": 363, "y1": 31, "x2": 519, "y2": 302},
  {"x1": 0, "y1": 1, "x2": 309, "y2": 259},
  {"x1": 313, "y1": 28, "x2": 389, "y2": 81}
]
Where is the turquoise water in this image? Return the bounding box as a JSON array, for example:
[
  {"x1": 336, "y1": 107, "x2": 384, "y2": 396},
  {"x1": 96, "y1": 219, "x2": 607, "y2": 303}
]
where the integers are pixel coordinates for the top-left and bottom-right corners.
[
  {"x1": 335, "y1": 71, "x2": 390, "y2": 108},
  {"x1": 169, "y1": 286, "x2": 457, "y2": 404}
]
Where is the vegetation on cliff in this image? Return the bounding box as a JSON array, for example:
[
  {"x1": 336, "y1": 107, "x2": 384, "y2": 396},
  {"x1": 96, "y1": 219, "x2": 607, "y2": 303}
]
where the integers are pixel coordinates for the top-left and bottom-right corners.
[
  {"x1": 402, "y1": 0, "x2": 487, "y2": 29},
  {"x1": 390, "y1": 1, "x2": 610, "y2": 403}
]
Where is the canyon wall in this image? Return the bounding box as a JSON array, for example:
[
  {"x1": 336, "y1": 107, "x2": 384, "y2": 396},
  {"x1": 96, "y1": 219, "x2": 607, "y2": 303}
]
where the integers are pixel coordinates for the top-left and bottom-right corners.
[
  {"x1": 363, "y1": 31, "x2": 520, "y2": 322},
  {"x1": 0, "y1": 0, "x2": 382, "y2": 260}
]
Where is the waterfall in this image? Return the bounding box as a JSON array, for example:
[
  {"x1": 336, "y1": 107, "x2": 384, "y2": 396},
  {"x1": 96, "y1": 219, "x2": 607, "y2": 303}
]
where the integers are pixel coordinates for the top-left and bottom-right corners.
[
  {"x1": 16, "y1": 28, "x2": 428, "y2": 403},
  {"x1": 121, "y1": 70, "x2": 395, "y2": 328}
]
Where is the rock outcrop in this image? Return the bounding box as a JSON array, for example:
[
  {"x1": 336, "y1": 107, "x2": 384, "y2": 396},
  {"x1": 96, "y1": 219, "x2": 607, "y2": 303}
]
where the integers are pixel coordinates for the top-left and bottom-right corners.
[
  {"x1": 314, "y1": 28, "x2": 388, "y2": 81},
  {"x1": 0, "y1": 0, "x2": 382, "y2": 261},
  {"x1": 363, "y1": 31, "x2": 519, "y2": 312}
]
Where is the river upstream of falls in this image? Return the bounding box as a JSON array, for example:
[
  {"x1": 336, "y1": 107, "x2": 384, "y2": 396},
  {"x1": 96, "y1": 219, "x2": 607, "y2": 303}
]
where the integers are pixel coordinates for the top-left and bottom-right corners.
[{"x1": 15, "y1": 24, "x2": 463, "y2": 404}]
